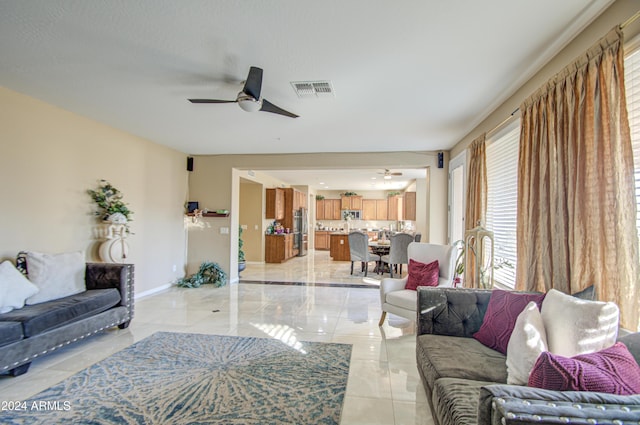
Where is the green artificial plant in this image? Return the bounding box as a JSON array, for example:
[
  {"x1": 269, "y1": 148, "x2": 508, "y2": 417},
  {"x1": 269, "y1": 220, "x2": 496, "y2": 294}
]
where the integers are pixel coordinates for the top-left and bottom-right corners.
[{"x1": 176, "y1": 262, "x2": 227, "y2": 288}]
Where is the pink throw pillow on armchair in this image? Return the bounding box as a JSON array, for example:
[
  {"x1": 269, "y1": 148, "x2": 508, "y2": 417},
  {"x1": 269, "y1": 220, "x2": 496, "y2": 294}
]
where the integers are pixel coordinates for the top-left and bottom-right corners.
[
  {"x1": 405, "y1": 259, "x2": 439, "y2": 290},
  {"x1": 528, "y1": 342, "x2": 640, "y2": 395}
]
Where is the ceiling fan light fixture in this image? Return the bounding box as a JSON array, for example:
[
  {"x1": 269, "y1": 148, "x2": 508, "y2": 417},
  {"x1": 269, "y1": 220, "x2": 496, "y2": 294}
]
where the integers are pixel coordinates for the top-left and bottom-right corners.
[
  {"x1": 383, "y1": 175, "x2": 392, "y2": 180},
  {"x1": 237, "y1": 93, "x2": 263, "y2": 113}
]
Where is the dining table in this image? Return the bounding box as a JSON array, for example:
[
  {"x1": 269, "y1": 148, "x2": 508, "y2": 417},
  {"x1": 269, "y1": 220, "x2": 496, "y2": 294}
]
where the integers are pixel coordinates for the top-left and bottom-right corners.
[{"x1": 368, "y1": 240, "x2": 391, "y2": 274}]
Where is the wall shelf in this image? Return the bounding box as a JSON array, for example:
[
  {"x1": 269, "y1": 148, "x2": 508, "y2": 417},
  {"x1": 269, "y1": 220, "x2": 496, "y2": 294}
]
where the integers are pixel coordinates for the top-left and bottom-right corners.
[{"x1": 186, "y1": 212, "x2": 229, "y2": 218}]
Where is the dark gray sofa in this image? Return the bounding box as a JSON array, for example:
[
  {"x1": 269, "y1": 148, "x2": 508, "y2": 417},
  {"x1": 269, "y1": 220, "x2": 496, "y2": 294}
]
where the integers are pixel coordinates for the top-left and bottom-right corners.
[
  {"x1": 416, "y1": 287, "x2": 640, "y2": 425},
  {"x1": 0, "y1": 263, "x2": 134, "y2": 376}
]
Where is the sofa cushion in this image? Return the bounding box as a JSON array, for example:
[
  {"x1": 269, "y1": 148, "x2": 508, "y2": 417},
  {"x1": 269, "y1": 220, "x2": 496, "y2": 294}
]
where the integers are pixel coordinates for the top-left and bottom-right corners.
[
  {"x1": 417, "y1": 334, "x2": 508, "y2": 391},
  {"x1": 432, "y1": 377, "x2": 495, "y2": 425},
  {"x1": 473, "y1": 289, "x2": 545, "y2": 355},
  {"x1": 541, "y1": 288, "x2": 619, "y2": 357},
  {"x1": 0, "y1": 260, "x2": 39, "y2": 313},
  {"x1": 528, "y1": 342, "x2": 640, "y2": 395},
  {"x1": 385, "y1": 289, "x2": 417, "y2": 311},
  {"x1": 0, "y1": 289, "x2": 120, "y2": 337},
  {"x1": 25, "y1": 251, "x2": 87, "y2": 305},
  {"x1": 506, "y1": 301, "x2": 548, "y2": 385},
  {"x1": 0, "y1": 321, "x2": 24, "y2": 347}
]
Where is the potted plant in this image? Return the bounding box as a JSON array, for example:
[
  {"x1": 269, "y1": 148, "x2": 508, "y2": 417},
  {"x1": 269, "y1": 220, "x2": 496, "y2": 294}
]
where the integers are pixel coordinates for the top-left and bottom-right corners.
[
  {"x1": 176, "y1": 262, "x2": 227, "y2": 288},
  {"x1": 238, "y1": 226, "x2": 246, "y2": 274}
]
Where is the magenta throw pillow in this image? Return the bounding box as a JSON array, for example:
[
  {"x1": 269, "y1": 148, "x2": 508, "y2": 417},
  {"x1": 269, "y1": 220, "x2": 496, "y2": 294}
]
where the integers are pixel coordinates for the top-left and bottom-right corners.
[
  {"x1": 405, "y1": 259, "x2": 439, "y2": 291},
  {"x1": 473, "y1": 290, "x2": 546, "y2": 354},
  {"x1": 528, "y1": 342, "x2": 640, "y2": 395}
]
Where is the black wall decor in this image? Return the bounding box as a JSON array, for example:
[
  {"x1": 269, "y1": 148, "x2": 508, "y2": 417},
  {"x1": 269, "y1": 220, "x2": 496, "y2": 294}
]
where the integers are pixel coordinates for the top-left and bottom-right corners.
[
  {"x1": 437, "y1": 152, "x2": 444, "y2": 169},
  {"x1": 187, "y1": 157, "x2": 194, "y2": 172}
]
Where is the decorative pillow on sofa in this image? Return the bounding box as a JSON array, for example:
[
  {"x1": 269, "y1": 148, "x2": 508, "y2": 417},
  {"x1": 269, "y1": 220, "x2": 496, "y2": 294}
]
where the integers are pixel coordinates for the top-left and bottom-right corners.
[
  {"x1": 405, "y1": 259, "x2": 439, "y2": 290},
  {"x1": 473, "y1": 290, "x2": 546, "y2": 355},
  {"x1": 506, "y1": 301, "x2": 548, "y2": 385},
  {"x1": 528, "y1": 342, "x2": 640, "y2": 395},
  {"x1": 540, "y1": 289, "x2": 618, "y2": 357},
  {"x1": 25, "y1": 251, "x2": 86, "y2": 305},
  {"x1": 0, "y1": 261, "x2": 39, "y2": 314}
]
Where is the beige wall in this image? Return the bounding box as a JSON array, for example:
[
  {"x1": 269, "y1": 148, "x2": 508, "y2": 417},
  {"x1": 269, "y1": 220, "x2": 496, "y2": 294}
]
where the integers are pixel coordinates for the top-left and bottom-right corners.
[
  {"x1": 0, "y1": 87, "x2": 188, "y2": 297},
  {"x1": 239, "y1": 179, "x2": 263, "y2": 262},
  {"x1": 188, "y1": 151, "x2": 447, "y2": 281},
  {"x1": 450, "y1": 0, "x2": 640, "y2": 157}
]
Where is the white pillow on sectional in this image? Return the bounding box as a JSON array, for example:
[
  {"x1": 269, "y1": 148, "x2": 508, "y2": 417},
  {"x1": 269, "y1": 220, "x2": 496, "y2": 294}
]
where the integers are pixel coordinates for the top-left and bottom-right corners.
[
  {"x1": 506, "y1": 301, "x2": 548, "y2": 385},
  {"x1": 540, "y1": 288, "x2": 619, "y2": 357},
  {"x1": 25, "y1": 251, "x2": 86, "y2": 305},
  {"x1": 0, "y1": 260, "x2": 40, "y2": 313}
]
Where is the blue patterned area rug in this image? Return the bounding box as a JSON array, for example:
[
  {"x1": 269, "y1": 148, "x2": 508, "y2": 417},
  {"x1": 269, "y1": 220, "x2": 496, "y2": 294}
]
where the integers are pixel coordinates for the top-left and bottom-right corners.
[{"x1": 4, "y1": 332, "x2": 352, "y2": 424}]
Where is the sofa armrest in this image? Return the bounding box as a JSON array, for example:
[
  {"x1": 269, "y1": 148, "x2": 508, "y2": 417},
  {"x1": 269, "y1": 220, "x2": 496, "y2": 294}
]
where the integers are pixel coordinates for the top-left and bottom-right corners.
[
  {"x1": 85, "y1": 263, "x2": 134, "y2": 317},
  {"x1": 478, "y1": 384, "x2": 640, "y2": 425},
  {"x1": 417, "y1": 287, "x2": 492, "y2": 337}
]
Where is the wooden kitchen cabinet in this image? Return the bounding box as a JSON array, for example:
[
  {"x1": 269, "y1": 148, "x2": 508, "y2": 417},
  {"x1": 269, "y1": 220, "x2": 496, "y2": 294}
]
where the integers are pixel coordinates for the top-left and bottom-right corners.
[
  {"x1": 323, "y1": 199, "x2": 341, "y2": 220},
  {"x1": 265, "y1": 234, "x2": 295, "y2": 263},
  {"x1": 403, "y1": 191, "x2": 416, "y2": 221},
  {"x1": 266, "y1": 188, "x2": 285, "y2": 220},
  {"x1": 387, "y1": 195, "x2": 404, "y2": 221},
  {"x1": 362, "y1": 199, "x2": 377, "y2": 220},
  {"x1": 329, "y1": 233, "x2": 350, "y2": 261},
  {"x1": 341, "y1": 195, "x2": 362, "y2": 210},
  {"x1": 376, "y1": 199, "x2": 388, "y2": 220},
  {"x1": 316, "y1": 199, "x2": 325, "y2": 220},
  {"x1": 315, "y1": 230, "x2": 330, "y2": 250}
]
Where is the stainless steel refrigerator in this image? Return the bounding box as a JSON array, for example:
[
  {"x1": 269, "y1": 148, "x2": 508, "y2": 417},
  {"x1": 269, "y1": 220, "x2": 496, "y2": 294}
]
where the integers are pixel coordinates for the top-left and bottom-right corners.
[{"x1": 295, "y1": 208, "x2": 308, "y2": 256}]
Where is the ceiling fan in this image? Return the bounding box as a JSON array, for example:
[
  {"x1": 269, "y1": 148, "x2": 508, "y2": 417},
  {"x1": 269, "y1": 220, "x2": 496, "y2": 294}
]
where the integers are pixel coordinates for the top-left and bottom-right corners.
[
  {"x1": 378, "y1": 169, "x2": 403, "y2": 179},
  {"x1": 188, "y1": 66, "x2": 299, "y2": 118}
]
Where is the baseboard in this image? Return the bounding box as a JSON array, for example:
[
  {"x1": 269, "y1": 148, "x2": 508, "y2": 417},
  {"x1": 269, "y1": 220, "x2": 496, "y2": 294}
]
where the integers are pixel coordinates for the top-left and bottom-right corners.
[{"x1": 135, "y1": 283, "x2": 172, "y2": 300}]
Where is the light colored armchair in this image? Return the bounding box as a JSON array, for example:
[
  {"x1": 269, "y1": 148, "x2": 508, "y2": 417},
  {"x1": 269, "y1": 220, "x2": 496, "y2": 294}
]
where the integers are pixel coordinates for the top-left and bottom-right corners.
[{"x1": 378, "y1": 242, "x2": 456, "y2": 326}]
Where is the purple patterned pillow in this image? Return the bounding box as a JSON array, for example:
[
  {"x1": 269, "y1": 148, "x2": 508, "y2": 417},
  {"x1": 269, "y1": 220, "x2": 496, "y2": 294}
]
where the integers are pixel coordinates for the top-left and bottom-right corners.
[
  {"x1": 473, "y1": 290, "x2": 546, "y2": 354},
  {"x1": 528, "y1": 342, "x2": 640, "y2": 395}
]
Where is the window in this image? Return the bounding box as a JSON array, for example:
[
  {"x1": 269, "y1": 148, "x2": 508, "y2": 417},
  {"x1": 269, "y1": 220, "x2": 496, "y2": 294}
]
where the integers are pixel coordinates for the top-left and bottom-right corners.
[
  {"x1": 485, "y1": 122, "x2": 519, "y2": 288},
  {"x1": 624, "y1": 37, "x2": 640, "y2": 240}
]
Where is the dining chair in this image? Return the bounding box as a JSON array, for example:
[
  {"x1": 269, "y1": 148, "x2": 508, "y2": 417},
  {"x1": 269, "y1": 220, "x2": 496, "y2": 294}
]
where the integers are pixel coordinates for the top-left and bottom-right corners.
[
  {"x1": 380, "y1": 233, "x2": 414, "y2": 277},
  {"x1": 348, "y1": 231, "x2": 380, "y2": 277},
  {"x1": 413, "y1": 233, "x2": 422, "y2": 242}
]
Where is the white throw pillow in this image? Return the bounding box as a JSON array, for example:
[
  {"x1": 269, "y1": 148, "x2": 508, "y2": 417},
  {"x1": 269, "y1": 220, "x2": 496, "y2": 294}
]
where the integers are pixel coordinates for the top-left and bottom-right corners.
[
  {"x1": 540, "y1": 288, "x2": 619, "y2": 357},
  {"x1": 506, "y1": 301, "x2": 548, "y2": 385},
  {"x1": 25, "y1": 251, "x2": 86, "y2": 305},
  {"x1": 0, "y1": 261, "x2": 39, "y2": 313}
]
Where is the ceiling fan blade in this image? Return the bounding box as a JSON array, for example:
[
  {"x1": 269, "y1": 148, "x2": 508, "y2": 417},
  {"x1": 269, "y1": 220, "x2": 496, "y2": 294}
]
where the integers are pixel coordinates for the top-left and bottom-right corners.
[
  {"x1": 260, "y1": 99, "x2": 299, "y2": 118},
  {"x1": 391, "y1": 172, "x2": 402, "y2": 176},
  {"x1": 188, "y1": 99, "x2": 237, "y2": 104},
  {"x1": 242, "y1": 66, "x2": 263, "y2": 100}
]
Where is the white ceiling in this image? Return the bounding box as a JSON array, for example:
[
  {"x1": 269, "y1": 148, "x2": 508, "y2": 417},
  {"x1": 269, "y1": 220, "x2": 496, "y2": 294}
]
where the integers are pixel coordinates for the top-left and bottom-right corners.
[{"x1": 0, "y1": 0, "x2": 613, "y2": 189}]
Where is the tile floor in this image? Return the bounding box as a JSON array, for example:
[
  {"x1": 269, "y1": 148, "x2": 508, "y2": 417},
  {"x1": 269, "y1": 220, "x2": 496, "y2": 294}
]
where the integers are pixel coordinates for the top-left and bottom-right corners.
[{"x1": 0, "y1": 251, "x2": 433, "y2": 425}]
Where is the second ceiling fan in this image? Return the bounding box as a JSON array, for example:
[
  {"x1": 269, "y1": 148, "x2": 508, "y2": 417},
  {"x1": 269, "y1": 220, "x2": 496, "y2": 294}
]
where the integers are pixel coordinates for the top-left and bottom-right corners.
[{"x1": 188, "y1": 66, "x2": 299, "y2": 118}]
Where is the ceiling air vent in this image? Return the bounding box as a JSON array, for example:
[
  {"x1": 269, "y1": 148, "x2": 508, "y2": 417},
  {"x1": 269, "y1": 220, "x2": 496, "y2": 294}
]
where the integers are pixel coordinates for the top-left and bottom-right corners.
[{"x1": 290, "y1": 80, "x2": 335, "y2": 98}]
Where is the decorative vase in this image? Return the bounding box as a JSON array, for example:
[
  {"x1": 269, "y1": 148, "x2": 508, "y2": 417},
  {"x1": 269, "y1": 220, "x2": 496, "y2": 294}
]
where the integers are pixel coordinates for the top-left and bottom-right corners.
[
  {"x1": 107, "y1": 212, "x2": 128, "y2": 224},
  {"x1": 238, "y1": 261, "x2": 246, "y2": 274}
]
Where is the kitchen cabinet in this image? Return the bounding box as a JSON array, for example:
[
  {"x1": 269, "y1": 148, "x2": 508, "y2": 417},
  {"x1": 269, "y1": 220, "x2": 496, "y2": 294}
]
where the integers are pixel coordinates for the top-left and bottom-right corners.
[
  {"x1": 376, "y1": 199, "x2": 388, "y2": 220},
  {"x1": 266, "y1": 188, "x2": 285, "y2": 220},
  {"x1": 315, "y1": 230, "x2": 330, "y2": 250},
  {"x1": 403, "y1": 191, "x2": 416, "y2": 221},
  {"x1": 362, "y1": 199, "x2": 377, "y2": 220},
  {"x1": 329, "y1": 233, "x2": 350, "y2": 261},
  {"x1": 387, "y1": 195, "x2": 404, "y2": 221},
  {"x1": 323, "y1": 199, "x2": 341, "y2": 220},
  {"x1": 265, "y1": 234, "x2": 295, "y2": 263},
  {"x1": 316, "y1": 199, "x2": 325, "y2": 220},
  {"x1": 341, "y1": 195, "x2": 362, "y2": 210}
]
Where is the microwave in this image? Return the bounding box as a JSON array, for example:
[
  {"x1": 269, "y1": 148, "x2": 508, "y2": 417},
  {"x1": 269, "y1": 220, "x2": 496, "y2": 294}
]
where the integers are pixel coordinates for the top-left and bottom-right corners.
[{"x1": 343, "y1": 210, "x2": 361, "y2": 220}]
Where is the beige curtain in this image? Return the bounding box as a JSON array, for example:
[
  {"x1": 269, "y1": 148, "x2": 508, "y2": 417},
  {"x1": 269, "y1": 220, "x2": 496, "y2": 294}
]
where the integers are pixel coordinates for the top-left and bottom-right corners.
[
  {"x1": 517, "y1": 27, "x2": 639, "y2": 330},
  {"x1": 464, "y1": 133, "x2": 487, "y2": 288}
]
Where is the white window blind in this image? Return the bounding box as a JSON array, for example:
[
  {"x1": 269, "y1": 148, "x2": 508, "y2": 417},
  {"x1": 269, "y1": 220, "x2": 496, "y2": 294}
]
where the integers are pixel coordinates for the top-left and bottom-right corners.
[
  {"x1": 486, "y1": 123, "x2": 519, "y2": 288},
  {"x1": 624, "y1": 39, "x2": 640, "y2": 239}
]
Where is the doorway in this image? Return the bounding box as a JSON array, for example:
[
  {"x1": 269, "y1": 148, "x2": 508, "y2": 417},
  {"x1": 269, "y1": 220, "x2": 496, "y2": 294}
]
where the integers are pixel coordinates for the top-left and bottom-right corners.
[{"x1": 449, "y1": 152, "x2": 466, "y2": 244}]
